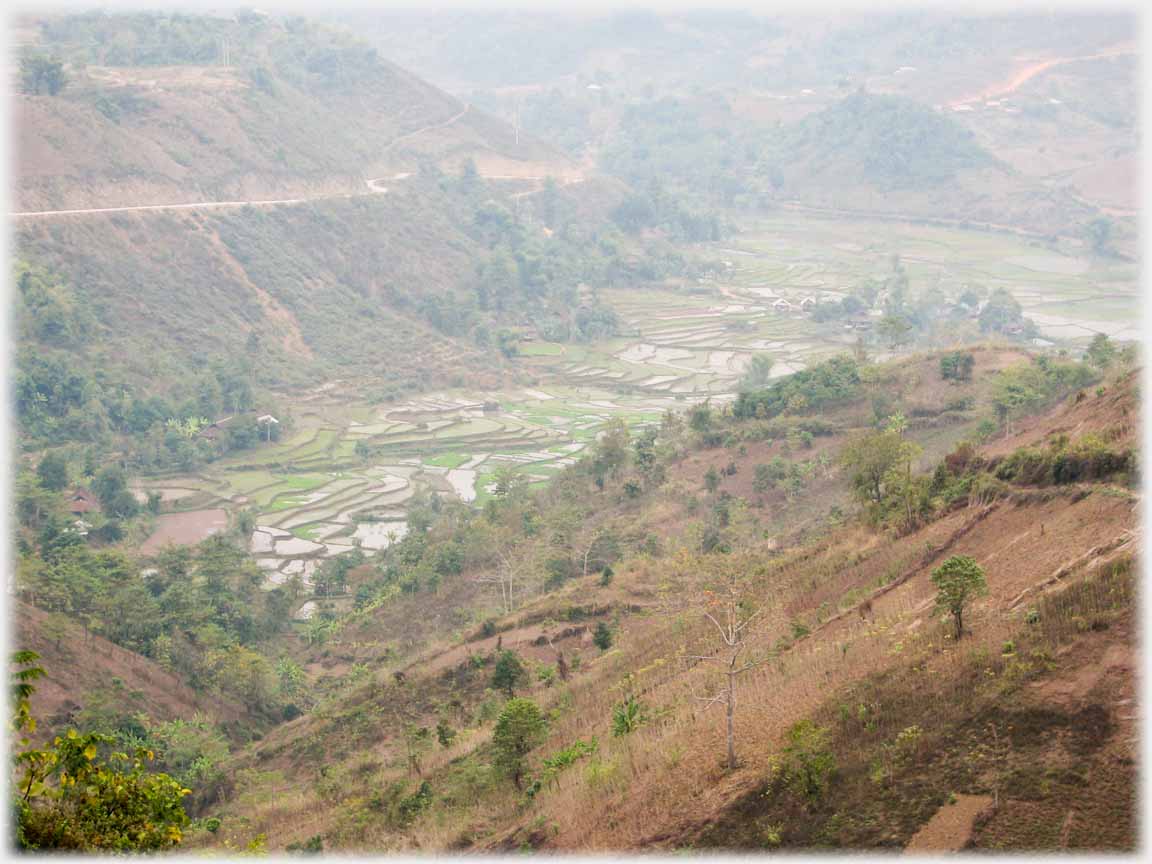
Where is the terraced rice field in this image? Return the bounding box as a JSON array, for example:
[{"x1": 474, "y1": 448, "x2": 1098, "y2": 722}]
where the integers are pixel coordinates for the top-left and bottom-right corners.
[
  {"x1": 711, "y1": 214, "x2": 1140, "y2": 344},
  {"x1": 134, "y1": 213, "x2": 1136, "y2": 603}
]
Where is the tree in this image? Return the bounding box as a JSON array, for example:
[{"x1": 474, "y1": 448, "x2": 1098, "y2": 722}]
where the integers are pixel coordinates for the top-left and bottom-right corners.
[
  {"x1": 931, "y1": 555, "x2": 987, "y2": 639},
  {"x1": 739, "y1": 354, "x2": 775, "y2": 391},
  {"x1": 704, "y1": 466, "x2": 721, "y2": 494},
  {"x1": 779, "y1": 720, "x2": 836, "y2": 800},
  {"x1": 20, "y1": 54, "x2": 68, "y2": 96},
  {"x1": 402, "y1": 724, "x2": 433, "y2": 776},
  {"x1": 11, "y1": 651, "x2": 191, "y2": 851},
  {"x1": 36, "y1": 453, "x2": 69, "y2": 492},
  {"x1": 492, "y1": 698, "x2": 547, "y2": 789},
  {"x1": 878, "y1": 314, "x2": 913, "y2": 349},
  {"x1": 979, "y1": 288, "x2": 1024, "y2": 334},
  {"x1": 491, "y1": 650, "x2": 527, "y2": 697},
  {"x1": 593, "y1": 621, "x2": 613, "y2": 652},
  {"x1": 840, "y1": 425, "x2": 918, "y2": 513},
  {"x1": 460, "y1": 156, "x2": 479, "y2": 189},
  {"x1": 939, "y1": 351, "x2": 975, "y2": 383},
  {"x1": 1086, "y1": 333, "x2": 1116, "y2": 371},
  {"x1": 674, "y1": 552, "x2": 780, "y2": 771}
]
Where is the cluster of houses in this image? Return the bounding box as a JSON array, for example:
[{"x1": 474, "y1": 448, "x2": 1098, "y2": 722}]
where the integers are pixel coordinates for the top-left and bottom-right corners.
[{"x1": 197, "y1": 412, "x2": 280, "y2": 442}]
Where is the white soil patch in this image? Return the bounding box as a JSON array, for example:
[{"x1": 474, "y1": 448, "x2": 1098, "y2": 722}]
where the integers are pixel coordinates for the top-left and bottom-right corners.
[
  {"x1": 321, "y1": 543, "x2": 356, "y2": 557},
  {"x1": 273, "y1": 537, "x2": 326, "y2": 556},
  {"x1": 351, "y1": 521, "x2": 409, "y2": 551},
  {"x1": 249, "y1": 530, "x2": 278, "y2": 554},
  {"x1": 521, "y1": 389, "x2": 555, "y2": 400},
  {"x1": 459, "y1": 454, "x2": 489, "y2": 470},
  {"x1": 256, "y1": 558, "x2": 283, "y2": 571},
  {"x1": 293, "y1": 601, "x2": 318, "y2": 621},
  {"x1": 447, "y1": 469, "x2": 478, "y2": 502}
]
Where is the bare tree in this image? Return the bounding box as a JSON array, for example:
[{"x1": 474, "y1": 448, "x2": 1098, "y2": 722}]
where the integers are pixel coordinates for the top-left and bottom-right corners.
[{"x1": 670, "y1": 551, "x2": 780, "y2": 771}]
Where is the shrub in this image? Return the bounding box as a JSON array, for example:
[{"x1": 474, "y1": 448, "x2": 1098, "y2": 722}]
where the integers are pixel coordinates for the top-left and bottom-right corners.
[
  {"x1": 493, "y1": 699, "x2": 547, "y2": 789},
  {"x1": 611, "y1": 697, "x2": 644, "y2": 737},
  {"x1": 491, "y1": 650, "x2": 527, "y2": 696},
  {"x1": 779, "y1": 720, "x2": 836, "y2": 800},
  {"x1": 593, "y1": 621, "x2": 613, "y2": 651}
]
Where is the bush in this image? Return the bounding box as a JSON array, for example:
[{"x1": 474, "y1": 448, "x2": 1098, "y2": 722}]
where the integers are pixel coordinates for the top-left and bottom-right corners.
[
  {"x1": 493, "y1": 698, "x2": 547, "y2": 789},
  {"x1": 611, "y1": 697, "x2": 644, "y2": 737},
  {"x1": 778, "y1": 720, "x2": 836, "y2": 800},
  {"x1": 491, "y1": 650, "x2": 527, "y2": 696},
  {"x1": 593, "y1": 621, "x2": 613, "y2": 651}
]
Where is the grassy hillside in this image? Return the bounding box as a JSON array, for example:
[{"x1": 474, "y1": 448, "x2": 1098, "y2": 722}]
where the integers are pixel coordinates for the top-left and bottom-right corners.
[
  {"x1": 169, "y1": 348, "x2": 1136, "y2": 853},
  {"x1": 15, "y1": 11, "x2": 569, "y2": 211}
]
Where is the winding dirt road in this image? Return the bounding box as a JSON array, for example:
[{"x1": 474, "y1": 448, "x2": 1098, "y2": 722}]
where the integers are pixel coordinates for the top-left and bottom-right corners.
[{"x1": 946, "y1": 44, "x2": 1136, "y2": 108}]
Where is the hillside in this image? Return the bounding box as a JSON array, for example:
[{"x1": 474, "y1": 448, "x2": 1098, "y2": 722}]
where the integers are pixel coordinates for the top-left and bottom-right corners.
[
  {"x1": 14, "y1": 11, "x2": 573, "y2": 212},
  {"x1": 174, "y1": 348, "x2": 1137, "y2": 853},
  {"x1": 8, "y1": 9, "x2": 1139, "y2": 856},
  {"x1": 766, "y1": 91, "x2": 1098, "y2": 237},
  {"x1": 13, "y1": 12, "x2": 652, "y2": 461},
  {"x1": 14, "y1": 601, "x2": 265, "y2": 742}
]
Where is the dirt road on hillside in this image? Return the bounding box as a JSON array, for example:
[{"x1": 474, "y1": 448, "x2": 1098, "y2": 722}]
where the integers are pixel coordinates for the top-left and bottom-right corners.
[
  {"x1": 12, "y1": 102, "x2": 580, "y2": 219},
  {"x1": 946, "y1": 44, "x2": 1136, "y2": 108}
]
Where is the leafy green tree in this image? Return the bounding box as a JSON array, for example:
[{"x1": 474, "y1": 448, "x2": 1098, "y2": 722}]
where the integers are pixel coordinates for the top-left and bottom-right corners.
[
  {"x1": 436, "y1": 720, "x2": 456, "y2": 748},
  {"x1": 11, "y1": 651, "x2": 191, "y2": 851},
  {"x1": 275, "y1": 657, "x2": 305, "y2": 699},
  {"x1": 491, "y1": 650, "x2": 527, "y2": 697},
  {"x1": 931, "y1": 555, "x2": 987, "y2": 639},
  {"x1": 979, "y1": 288, "x2": 1024, "y2": 334},
  {"x1": 878, "y1": 314, "x2": 913, "y2": 349},
  {"x1": 939, "y1": 351, "x2": 975, "y2": 383},
  {"x1": 402, "y1": 724, "x2": 433, "y2": 776},
  {"x1": 1086, "y1": 333, "x2": 1116, "y2": 370},
  {"x1": 593, "y1": 620, "x2": 614, "y2": 651},
  {"x1": 492, "y1": 698, "x2": 547, "y2": 789},
  {"x1": 20, "y1": 54, "x2": 68, "y2": 96},
  {"x1": 704, "y1": 466, "x2": 721, "y2": 494},
  {"x1": 840, "y1": 428, "x2": 916, "y2": 509},
  {"x1": 36, "y1": 453, "x2": 69, "y2": 492}
]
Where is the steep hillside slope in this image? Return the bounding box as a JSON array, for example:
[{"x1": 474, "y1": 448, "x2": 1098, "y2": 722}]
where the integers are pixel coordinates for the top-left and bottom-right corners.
[
  {"x1": 183, "y1": 350, "x2": 1136, "y2": 853},
  {"x1": 14, "y1": 601, "x2": 264, "y2": 743},
  {"x1": 14, "y1": 12, "x2": 572, "y2": 212}
]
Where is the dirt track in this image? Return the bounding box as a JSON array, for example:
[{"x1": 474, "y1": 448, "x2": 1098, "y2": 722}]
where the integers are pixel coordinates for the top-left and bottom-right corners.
[
  {"x1": 12, "y1": 102, "x2": 583, "y2": 219},
  {"x1": 946, "y1": 45, "x2": 1136, "y2": 108}
]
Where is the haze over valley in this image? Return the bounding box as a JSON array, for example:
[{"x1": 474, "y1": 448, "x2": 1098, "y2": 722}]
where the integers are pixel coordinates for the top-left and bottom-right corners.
[{"x1": 8, "y1": 7, "x2": 1141, "y2": 855}]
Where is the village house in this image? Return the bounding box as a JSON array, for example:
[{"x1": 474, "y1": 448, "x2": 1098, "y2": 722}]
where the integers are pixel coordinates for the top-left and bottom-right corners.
[
  {"x1": 198, "y1": 415, "x2": 234, "y2": 441},
  {"x1": 65, "y1": 487, "x2": 99, "y2": 516},
  {"x1": 772, "y1": 298, "x2": 793, "y2": 312}
]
